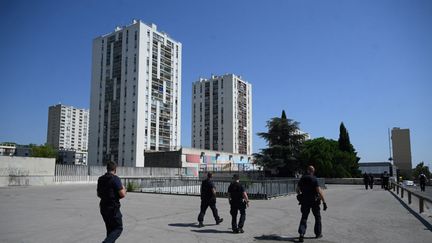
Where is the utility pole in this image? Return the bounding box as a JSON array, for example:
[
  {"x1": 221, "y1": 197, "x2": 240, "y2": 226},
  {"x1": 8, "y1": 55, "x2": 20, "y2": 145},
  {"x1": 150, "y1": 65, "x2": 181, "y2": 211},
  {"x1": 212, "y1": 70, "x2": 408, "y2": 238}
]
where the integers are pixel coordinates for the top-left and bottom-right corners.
[{"x1": 388, "y1": 128, "x2": 393, "y2": 163}]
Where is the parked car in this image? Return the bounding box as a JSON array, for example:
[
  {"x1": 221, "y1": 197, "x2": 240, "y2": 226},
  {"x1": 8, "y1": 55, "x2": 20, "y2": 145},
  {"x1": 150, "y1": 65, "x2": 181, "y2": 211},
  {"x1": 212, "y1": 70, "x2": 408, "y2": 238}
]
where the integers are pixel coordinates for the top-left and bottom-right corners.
[{"x1": 402, "y1": 180, "x2": 414, "y2": 186}]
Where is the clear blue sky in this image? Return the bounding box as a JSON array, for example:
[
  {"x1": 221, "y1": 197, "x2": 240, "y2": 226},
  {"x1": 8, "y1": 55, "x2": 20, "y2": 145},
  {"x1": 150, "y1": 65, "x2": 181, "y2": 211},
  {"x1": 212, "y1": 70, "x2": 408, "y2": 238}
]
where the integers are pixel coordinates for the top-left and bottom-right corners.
[{"x1": 1, "y1": 0, "x2": 431, "y2": 168}]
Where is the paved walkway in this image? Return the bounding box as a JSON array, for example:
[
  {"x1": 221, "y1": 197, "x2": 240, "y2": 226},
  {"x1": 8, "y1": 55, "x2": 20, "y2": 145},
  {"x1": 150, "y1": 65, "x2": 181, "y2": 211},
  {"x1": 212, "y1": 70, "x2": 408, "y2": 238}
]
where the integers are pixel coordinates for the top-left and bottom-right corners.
[{"x1": 0, "y1": 184, "x2": 431, "y2": 243}]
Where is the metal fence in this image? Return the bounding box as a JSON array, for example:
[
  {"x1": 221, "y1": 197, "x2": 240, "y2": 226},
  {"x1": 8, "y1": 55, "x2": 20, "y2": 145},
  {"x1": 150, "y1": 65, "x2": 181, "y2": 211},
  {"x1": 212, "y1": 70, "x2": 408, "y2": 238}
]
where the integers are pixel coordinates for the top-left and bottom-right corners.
[
  {"x1": 54, "y1": 164, "x2": 187, "y2": 183},
  {"x1": 122, "y1": 177, "x2": 326, "y2": 199},
  {"x1": 391, "y1": 182, "x2": 432, "y2": 213}
]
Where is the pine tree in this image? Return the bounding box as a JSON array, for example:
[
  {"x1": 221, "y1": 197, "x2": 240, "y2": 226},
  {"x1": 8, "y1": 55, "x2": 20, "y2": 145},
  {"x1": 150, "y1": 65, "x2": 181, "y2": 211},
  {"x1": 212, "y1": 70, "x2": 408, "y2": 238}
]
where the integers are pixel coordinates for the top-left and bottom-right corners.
[{"x1": 254, "y1": 110, "x2": 307, "y2": 176}]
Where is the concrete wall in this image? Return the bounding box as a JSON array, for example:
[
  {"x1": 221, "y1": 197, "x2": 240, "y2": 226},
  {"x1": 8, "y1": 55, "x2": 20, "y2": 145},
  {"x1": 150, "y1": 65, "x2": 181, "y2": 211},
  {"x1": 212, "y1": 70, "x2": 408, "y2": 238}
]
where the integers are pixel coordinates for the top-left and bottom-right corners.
[
  {"x1": 0, "y1": 156, "x2": 55, "y2": 187},
  {"x1": 325, "y1": 178, "x2": 364, "y2": 185}
]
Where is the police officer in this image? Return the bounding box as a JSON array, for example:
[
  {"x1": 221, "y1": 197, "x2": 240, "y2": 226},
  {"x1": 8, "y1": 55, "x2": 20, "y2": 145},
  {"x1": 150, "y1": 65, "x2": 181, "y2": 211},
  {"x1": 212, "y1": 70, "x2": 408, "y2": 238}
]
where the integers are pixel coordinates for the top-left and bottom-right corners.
[
  {"x1": 97, "y1": 161, "x2": 127, "y2": 243},
  {"x1": 296, "y1": 166, "x2": 327, "y2": 242},
  {"x1": 368, "y1": 173, "x2": 374, "y2": 189},
  {"x1": 197, "y1": 172, "x2": 223, "y2": 227},
  {"x1": 419, "y1": 173, "x2": 427, "y2": 192},
  {"x1": 228, "y1": 174, "x2": 249, "y2": 233},
  {"x1": 382, "y1": 171, "x2": 390, "y2": 190},
  {"x1": 363, "y1": 172, "x2": 370, "y2": 190}
]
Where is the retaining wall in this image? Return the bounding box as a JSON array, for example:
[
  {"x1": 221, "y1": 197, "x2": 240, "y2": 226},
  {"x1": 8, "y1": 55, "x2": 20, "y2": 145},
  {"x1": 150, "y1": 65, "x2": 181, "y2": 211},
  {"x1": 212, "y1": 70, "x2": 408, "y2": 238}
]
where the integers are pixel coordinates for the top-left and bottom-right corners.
[{"x1": 0, "y1": 156, "x2": 55, "y2": 186}]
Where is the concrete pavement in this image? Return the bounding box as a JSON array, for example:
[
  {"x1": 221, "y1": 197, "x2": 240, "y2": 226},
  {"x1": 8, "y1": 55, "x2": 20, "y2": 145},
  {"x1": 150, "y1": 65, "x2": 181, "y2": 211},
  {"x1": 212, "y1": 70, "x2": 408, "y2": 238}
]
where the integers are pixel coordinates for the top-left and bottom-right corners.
[{"x1": 0, "y1": 184, "x2": 431, "y2": 243}]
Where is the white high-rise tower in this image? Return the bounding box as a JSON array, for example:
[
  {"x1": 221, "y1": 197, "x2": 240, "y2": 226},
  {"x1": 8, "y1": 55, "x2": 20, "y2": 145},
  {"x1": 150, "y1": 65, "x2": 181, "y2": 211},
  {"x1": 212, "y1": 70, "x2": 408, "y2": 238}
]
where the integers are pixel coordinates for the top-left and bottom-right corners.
[
  {"x1": 192, "y1": 74, "x2": 252, "y2": 155},
  {"x1": 89, "y1": 20, "x2": 182, "y2": 167},
  {"x1": 47, "y1": 104, "x2": 89, "y2": 151}
]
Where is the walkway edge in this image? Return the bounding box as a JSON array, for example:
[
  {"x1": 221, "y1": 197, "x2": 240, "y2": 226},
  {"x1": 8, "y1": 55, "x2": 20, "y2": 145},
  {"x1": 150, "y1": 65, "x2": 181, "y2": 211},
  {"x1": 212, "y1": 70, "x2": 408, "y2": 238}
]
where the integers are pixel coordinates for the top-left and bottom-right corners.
[{"x1": 389, "y1": 190, "x2": 432, "y2": 231}]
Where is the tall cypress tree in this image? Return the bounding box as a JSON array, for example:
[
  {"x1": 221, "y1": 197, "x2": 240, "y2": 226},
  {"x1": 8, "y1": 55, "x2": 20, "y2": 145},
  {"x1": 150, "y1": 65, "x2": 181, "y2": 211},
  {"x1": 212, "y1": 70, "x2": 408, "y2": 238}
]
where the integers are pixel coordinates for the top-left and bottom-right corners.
[
  {"x1": 338, "y1": 122, "x2": 353, "y2": 153},
  {"x1": 337, "y1": 122, "x2": 361, "y2": 177}
]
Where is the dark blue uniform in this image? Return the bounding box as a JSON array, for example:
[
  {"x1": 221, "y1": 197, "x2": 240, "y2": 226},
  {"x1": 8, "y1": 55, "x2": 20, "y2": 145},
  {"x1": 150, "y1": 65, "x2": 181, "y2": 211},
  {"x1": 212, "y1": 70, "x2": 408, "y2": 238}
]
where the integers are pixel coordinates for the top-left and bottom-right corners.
[
  {"x1": 228, "y1": 182, "x2": 246, "y2": 231},
  {"x1": 97, "y1": 173, "x2": 123, "y2": 243},
  {"x1": 419, "y1": 174, "x2": 427, "y2": 192},
  {"x1": 297, "y1": 174, "x2": 322, "y2": 237},
  {"x1": 197, "y1": 178, "x2": 221, "y2": 224}
]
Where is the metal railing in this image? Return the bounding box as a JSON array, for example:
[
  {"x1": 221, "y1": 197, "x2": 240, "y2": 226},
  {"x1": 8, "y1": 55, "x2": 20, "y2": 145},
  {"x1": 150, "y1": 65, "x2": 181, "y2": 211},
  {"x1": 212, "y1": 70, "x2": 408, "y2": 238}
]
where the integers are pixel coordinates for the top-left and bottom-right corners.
[
  {"x1": 199, "y1": 163, "x2": 261, "y2": 172},
  {"x1": 122, "y1": 177, "x2": 326, "y2": 199},
  {"x1": 391, "y1": 182, "x2": 432, "y2": 213},
  {"x1": 54, "y1": 164, "x2": 187, "y2": 183}
]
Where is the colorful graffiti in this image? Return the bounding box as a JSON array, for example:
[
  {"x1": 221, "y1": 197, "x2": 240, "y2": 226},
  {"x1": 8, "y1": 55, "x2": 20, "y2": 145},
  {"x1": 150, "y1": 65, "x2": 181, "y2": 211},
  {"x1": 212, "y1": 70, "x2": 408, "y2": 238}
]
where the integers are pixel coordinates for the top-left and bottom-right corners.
[
  {"x1": 184, "y1": 153, "x2": 250, "y2": 164},
  {"x1": 185, "y1": 154, "x2": 200, "y2": 163}
]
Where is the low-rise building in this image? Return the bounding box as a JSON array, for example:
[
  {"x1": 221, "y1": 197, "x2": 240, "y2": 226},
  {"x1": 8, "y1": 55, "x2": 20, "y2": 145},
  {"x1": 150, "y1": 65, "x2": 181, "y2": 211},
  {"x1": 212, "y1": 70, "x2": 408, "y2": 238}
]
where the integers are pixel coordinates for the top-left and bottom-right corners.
[
  {"x1": 359, "y1": 162, "x2": 397, "y2": 178},
  {"x1": 0, "y1": 143, "x2": 16, "y2": 156},
  {"x1": 144, "y1": 147, "x2": 258, "y2": 176},
  {"x1": 57, "y1": 149, "x2": 87, "y2": 165}
]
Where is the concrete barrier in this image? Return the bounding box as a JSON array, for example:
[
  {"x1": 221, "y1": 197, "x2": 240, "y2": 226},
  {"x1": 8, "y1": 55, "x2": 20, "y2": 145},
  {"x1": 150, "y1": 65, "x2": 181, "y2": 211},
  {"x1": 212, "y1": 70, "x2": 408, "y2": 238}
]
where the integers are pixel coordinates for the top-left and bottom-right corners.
[
  {"x1": 325, "y1": 178, "x2": 364, "y2": 184},
  {"x1": 0, "y1": 156, "x2": 55, "y2": 187}
]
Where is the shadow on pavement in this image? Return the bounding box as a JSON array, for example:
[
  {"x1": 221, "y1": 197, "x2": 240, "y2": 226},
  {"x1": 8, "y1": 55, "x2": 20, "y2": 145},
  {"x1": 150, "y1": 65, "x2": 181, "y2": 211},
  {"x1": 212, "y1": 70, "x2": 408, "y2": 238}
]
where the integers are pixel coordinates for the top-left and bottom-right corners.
[
  {"x1": 168, "y1": 223, "x2": 199, "y2": 228},
  {"x1": 191, "y1": 229, "x2": 233, "y2": 234},
  {"x1": 390, "y1": 191, "x2": 432, "y2": 232},
  {"x1": 254, "y1": 234, "x2": 305, "y2": 242}
]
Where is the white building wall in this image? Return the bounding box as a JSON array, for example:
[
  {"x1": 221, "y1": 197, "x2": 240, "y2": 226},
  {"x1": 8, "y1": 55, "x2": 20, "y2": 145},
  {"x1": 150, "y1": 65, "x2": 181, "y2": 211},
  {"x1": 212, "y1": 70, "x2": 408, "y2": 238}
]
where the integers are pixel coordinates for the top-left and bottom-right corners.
[
  {"x1": 191, "y1": 74, "x2": 252, "y2": 155},
  {"x1": 47, "y1": 104, "x2": 89, "y2": 152},
  {"x1": 89, "y1": 20, "x2": 181, "y2": 167}
]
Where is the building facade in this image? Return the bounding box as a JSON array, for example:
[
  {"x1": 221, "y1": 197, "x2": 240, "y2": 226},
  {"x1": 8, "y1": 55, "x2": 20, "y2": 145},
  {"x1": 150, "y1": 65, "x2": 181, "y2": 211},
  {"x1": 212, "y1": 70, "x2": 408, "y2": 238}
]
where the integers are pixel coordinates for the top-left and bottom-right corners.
[
  {"x1": 358, "y1": 162, "x2": 396, "y2": 177},
  {"x1": 89, "y1": 20, "x2": 182, "y2": 167},
  {"x1": 0, "y1": 143, "x2": 16, "y2": 156},
  {"x1": 144, "y1": 147, "x2": 257, "y2": 177},
  {"x1": 46, "y1": 104, "x2": 89, "y2": 151},
  {"x1": 192, "y1": 74, "x2": 252, "y2": 155},
  {"x1": 391, "y1": 127, "x2": 412, "y2": 178},
  {"x1": 57, "y1": 150, "x2": 87, "y2": 165}
]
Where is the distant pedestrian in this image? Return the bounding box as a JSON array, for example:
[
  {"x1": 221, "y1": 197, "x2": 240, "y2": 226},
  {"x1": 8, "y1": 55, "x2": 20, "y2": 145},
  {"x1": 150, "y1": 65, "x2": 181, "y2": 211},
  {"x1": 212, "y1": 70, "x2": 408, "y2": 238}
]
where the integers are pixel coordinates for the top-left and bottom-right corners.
[
  {"x1": 419, "y1": 173, "x2": 428, "y2": 192},
  {"x1": 368, "y1": 173, "x2": 374, "y2": 189},
  {"x1": 363, "y1": 173, "x2": 370, "y2": 190},
  {"x1": 97, "y1": 161, "x2": 127, "y2": 243},
  {"x1": 380, "y1": 173, "x2": 384, "y2": 189},
  {"x1": 228, "y1": 174, "x2": 249, "y2": 233},
  {"x1": 197, "y1": 172, "x2": 223, "y2": 227},
  {"x1": 382, "y1": 171, "x2": 390, "y2": 190},
  {"x1": 296, "y1": 165, "x2": 327, "y2": 242}
]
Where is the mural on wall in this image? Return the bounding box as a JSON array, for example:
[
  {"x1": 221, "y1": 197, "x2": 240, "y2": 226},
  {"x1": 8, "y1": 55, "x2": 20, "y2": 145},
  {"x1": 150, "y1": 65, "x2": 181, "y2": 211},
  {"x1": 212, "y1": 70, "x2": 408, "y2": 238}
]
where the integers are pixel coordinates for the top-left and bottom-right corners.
[
  {"x1": 184, "y1": 153, "x2": 250, "y2": 164},
  {"x1": 185, "y1": 167, "x2": 198, "y2": 176},
  {"x1": 185, "y1": 154, "x2": 200, "y2": 163}
]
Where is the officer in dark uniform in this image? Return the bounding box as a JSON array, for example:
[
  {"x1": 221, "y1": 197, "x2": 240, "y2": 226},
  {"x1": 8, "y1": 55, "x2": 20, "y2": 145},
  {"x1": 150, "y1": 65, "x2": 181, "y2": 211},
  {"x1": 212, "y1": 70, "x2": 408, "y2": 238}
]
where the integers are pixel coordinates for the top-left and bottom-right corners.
[
  {"x1": 197, "y1": 172, "x2": 223, "y2": 227},
  {"x1": 296, "y1": 166, "x2": 327, "y2": 242},
  {"x1": 368, "y1": 173, "x2": 374, "y2": 189},
  {"x1": 419, "y1": 173, "x2": 427, "y2": 192},
  {"x1": 382, "y1": 171, "x2": 390, "y2": 190},
  {"x1": 363, "y1": 172, "x2": 370, "y2": 190},
  {"x1": 228, "y1": 174, "x2": 249, "y2": 233},
  {"x1": 97, "y1": 161, "x2": 127, "y2": 243}
]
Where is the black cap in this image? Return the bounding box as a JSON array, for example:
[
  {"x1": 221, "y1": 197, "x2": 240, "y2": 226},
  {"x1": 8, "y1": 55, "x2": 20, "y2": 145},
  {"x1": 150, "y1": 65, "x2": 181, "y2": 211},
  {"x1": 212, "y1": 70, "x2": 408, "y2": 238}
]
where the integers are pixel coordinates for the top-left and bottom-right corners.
[{"x1": 233, "y1": 174, "x2": 240, "y2": 180}]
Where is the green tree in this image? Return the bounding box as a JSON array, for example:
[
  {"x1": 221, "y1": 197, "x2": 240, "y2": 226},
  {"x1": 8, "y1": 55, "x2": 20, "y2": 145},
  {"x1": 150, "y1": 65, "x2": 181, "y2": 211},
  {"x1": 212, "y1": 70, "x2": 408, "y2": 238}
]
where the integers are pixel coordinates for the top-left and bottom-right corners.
[
  {"x1": 31, "y1": 144, "x2": 57, "y2": 158},
  {"x1": 254, "y1": 110, "x2": 307, "y2": 176},
  {"x1": 338, "y1": 122, "x2": 353, "y2": 153},
  {"x1": 299, "y1": 137, "x2": 360, "y2": 178},
  {"x1": 337, "y1": 122, "x2": 361, "y2": 177},
  {"x1": 412, "y1": 162, "x2": 431, "y2": 179}
]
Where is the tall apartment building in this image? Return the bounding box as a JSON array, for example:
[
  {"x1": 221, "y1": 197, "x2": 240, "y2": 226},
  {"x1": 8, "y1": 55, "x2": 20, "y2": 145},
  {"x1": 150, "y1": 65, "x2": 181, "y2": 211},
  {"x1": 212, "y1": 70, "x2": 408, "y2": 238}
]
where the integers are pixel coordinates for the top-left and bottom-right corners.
[
  {"x1": 192, "y1": 74, "x2": 252, "y2": 155},
  {"x1": 89, "y1": 20, "x2": 182, "y2": 167},
  {"x1": 391, "y1": 127, "x2": 413, "y2": 177},
  {"x1": 46, "y1": 104, "x2": 89, "y2": 151}
]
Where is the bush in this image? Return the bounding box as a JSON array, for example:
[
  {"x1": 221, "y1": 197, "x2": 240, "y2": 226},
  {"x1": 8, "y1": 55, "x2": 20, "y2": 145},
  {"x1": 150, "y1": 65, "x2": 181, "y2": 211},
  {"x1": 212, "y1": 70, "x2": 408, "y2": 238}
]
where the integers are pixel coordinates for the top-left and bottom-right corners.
[{"x1": 126, "y1": 181, "x2": 140, "y2": 192}]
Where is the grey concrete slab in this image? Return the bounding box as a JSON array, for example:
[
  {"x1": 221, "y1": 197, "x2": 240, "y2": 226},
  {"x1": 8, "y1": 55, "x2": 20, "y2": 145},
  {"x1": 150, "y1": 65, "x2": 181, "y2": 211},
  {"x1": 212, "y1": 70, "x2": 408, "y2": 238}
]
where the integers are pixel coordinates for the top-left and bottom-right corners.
[{"x1": 0, "y1": 184, "x2": 430, "y2": 243}]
